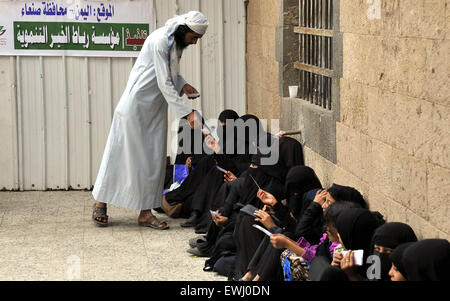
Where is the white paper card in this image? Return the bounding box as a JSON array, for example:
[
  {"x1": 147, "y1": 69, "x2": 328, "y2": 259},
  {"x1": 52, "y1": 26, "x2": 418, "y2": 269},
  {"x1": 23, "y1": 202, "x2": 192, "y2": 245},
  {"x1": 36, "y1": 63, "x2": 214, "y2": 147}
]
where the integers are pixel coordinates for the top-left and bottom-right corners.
[
  {"x1": 341, "y1": 250, "x2": 364, "y2": 266},
  {"x1": 187, "y1": 93, "x2": 200, "y2": 98},
  {"x1": 216, "y1": 166, "x2": 227, "y2": 173},
  {"x1": 252, "y1": 224, "x2": 272, "y2": 237}
]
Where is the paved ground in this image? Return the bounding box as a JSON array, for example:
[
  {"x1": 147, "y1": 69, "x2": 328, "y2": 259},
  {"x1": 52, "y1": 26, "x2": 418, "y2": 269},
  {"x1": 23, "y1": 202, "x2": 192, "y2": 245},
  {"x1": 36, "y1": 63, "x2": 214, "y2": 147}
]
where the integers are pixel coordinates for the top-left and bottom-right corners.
[{"x1": 0, "y1": 191, "x2": 227, "y2": 281}]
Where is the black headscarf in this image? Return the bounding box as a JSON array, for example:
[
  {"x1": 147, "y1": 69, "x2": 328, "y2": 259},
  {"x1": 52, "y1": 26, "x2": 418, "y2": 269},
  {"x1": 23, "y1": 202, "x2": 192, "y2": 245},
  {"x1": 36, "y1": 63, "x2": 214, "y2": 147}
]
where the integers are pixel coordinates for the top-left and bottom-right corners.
[
  {"x1": 284, "y1": 166, "x2": 322, "y2": 218},
  {"x1": 226, "y1": 114, "x2": 258, "y2": 173},
  {"x1": 389, "y1": 242, "x2": 415, "y2": 280},
  {"x1": 218, "y1": 110, "x2": 240, "y2": 123},
  {"x1": 175, "y1": 110, "x2": 206, "y2": 165},
  {"x1": 309, "y1": 256, "x2": 349, "y2": 281},
  {"x1": 323, "y1": 201, "x2": 363, "y2": 229},
  {"x1": 372, "y1": 222, "x2": 418, "y2": 250},
  {"x1": 278, "y1": 136, "x2": 305, "y2": 168},
  {"x1": 216, "y1": 110, "x2": 239, "y2": 156},
  {"x1": 250, "y1": 149, "x2": 286, "y2": 184},
  {"x1": 402, "y1": 239, "x2": 450, "y2": 281},
  {"x1": 235, "y1": 114, "x2": 265, "y2": 155},
  {"x1": 336, "y1": 208, "x2": 381, "y2": 276},
  {"x1": 371, "y1": 222, "x2": 418, "y2": 281},
  {"x1": 327, "y1": 184, "x2": 368, "y2": 209},
  {"x1": 239, "y1": 166, "x2": 285, "y2": 208}
]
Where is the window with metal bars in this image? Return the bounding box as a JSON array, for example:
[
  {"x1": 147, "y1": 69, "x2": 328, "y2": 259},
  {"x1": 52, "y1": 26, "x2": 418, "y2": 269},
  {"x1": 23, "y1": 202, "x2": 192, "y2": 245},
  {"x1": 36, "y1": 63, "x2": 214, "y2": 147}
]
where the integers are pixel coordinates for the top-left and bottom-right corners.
[{"x1": 294, "y1": 0, "x2": 335, "y2": 110}]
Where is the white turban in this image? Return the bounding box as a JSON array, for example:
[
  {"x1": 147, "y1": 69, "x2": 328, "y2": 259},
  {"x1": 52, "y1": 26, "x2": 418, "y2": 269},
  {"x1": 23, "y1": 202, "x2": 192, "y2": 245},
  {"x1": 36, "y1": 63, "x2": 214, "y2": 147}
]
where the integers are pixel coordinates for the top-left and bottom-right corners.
[
  {"x1": 165, "y1": 11, "x2": 209, "y2": 37},
  {"x1": 184, "y1": 11, "x2": 209, "y2": 35},
  {"x1": 164, "y1": 11, "x2": 208, "y2": 92}
]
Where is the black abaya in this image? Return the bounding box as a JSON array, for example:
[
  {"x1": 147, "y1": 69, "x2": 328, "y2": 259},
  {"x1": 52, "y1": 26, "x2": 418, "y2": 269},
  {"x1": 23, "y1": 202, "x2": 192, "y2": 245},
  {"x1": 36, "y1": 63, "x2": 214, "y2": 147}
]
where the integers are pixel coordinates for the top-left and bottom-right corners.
[{"x1": 245, "y1": 166, "x2": 323, "y2": 281}]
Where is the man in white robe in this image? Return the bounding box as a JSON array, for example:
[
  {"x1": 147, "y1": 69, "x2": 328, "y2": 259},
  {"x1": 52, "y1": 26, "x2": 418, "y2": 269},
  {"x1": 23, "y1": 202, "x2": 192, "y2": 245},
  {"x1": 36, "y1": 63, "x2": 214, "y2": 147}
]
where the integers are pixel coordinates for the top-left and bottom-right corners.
[{"x1": 92, "y1": 11, "x2": 208, "y2": 229}]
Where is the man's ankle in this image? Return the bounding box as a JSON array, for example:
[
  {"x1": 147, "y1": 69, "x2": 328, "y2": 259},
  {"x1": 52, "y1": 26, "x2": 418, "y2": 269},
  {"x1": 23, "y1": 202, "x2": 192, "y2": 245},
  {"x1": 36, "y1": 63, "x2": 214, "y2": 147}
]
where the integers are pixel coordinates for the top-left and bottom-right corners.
[{"x1": 139, "y1": 210, "x2": 152, "y2": 216}]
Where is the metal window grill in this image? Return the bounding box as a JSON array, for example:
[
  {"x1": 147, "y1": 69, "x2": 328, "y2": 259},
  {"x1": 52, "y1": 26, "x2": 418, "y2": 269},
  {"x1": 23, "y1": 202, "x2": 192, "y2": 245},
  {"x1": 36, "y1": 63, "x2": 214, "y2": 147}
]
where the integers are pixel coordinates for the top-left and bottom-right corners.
[{"x1": 295, "y1": 0, "x2": 334, "y2": 110}]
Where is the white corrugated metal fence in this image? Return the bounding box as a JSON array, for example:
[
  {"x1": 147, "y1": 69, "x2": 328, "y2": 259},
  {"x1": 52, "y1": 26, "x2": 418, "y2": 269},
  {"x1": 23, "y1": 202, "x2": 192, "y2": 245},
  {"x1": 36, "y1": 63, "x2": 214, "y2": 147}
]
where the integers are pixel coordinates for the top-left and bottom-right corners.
[{"x1": 0, "y1": 0, "x2": 247, "y2": 190}]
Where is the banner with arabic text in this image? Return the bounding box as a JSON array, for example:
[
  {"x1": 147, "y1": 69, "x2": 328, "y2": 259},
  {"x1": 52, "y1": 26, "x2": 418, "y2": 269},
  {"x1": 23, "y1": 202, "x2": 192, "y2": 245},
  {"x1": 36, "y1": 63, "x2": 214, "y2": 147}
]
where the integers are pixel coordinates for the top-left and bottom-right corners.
[{"x1": 0, "y1": 0, "x2": 156, "y2": 57}]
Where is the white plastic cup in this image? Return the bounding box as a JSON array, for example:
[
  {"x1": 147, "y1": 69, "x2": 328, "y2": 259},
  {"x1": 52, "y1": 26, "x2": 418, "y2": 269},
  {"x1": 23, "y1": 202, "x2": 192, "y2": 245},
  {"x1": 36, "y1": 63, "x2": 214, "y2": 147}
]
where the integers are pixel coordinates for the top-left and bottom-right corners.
[{"x1": 289, "y1": 86, "x2": 298, "y2": 98}]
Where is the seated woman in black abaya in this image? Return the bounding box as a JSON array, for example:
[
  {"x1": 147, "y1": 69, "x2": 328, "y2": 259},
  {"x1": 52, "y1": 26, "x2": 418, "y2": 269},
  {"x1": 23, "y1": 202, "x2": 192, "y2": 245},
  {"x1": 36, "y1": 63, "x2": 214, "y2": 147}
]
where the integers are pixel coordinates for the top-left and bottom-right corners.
[
  {"x1": 240, "y1": 182, "x2": 376, "y2": 281},
  {"x1": 181, "y1": 110, "x2": 244, "y2": 230},
  {"x1": 185, "y1": 113, "x2": 281, "y2": 231},
  {"x1": 237, "y1": 165, "x2": 322, "y2": 281},
  {"x1": 162, "y1": 110, "x2": 240, "y2": 222}
]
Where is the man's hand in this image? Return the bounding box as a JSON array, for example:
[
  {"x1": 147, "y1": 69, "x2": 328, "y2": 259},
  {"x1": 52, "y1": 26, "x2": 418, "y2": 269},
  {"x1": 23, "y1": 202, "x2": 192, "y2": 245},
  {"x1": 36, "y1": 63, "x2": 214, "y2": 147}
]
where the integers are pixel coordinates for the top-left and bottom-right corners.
[{"x1": 183, "y1": 84, "x2": 200, "y2": 99}]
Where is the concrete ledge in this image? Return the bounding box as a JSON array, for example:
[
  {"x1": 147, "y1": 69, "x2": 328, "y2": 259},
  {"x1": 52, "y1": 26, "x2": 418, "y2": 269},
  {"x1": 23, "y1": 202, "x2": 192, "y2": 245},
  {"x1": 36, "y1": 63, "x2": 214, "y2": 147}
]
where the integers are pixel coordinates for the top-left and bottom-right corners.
[{"x1": 281, "y1": 97, "x2": 337, "y2": 164}]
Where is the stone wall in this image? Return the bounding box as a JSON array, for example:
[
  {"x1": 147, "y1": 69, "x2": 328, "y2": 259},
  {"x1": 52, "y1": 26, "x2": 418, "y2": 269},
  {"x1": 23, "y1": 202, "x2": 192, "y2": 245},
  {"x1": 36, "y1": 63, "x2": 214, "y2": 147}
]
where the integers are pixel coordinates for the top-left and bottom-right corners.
[
  {"x1": 247, "y1": 0, "x2": 449, "y2": 240},
  {"x1": 246, "y1": 0, "x2": 281, "y2": 122},
  {"x1": 306, "y1": 0, "x2": 449, "y2": 240}
]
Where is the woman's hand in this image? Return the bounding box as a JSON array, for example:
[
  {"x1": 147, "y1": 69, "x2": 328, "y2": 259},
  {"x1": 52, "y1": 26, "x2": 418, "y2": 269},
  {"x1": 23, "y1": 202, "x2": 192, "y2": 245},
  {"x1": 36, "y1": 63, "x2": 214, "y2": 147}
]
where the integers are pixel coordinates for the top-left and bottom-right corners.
[
  {"x1": 257, "y1": 189, "x2": 278, "y2": 207},
  {"x1": 313, "y1": 189, "x2": 327, "y2": 206},
  {"x1": 186, "y1": 111, "x2": 202, "y2": 129},
  {"x1": 205, "y1": 135, "x2": 220, "y2": 153},
  {"x1": 270, "y1": 234, "x2": 290, "y2": 249},
  {"x1": 254, "y1": 209, "x2": 276, "y2": 229},
  {"x1": 224, "y1": 171, "x2": 237, "y2": 183},
  {"x1": 205, "y1": 135, "x2": 221, "y2": 153},
  {"x1": 340, "y1": 250, "x2": 361, "y2": 281},
  {"x1": 212, "y1": 212, "x2": 228, "y2": 227},
  {"x1": 185, "y1": 157, "x2": 192, "y2": 169},
  {"x1": 331, "y1": 251, "x2": 343, "y2": 267},
  {"x1": 276, "y1": 130, "x2": 286, "y2": 137}
]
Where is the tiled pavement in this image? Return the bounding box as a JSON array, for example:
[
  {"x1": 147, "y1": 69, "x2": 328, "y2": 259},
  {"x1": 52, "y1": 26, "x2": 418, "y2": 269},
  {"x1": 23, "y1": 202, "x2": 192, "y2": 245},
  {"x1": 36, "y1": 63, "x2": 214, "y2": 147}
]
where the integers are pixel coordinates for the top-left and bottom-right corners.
[{"x1": 0, "y1": 191, "x2": 226, "y2": 281}]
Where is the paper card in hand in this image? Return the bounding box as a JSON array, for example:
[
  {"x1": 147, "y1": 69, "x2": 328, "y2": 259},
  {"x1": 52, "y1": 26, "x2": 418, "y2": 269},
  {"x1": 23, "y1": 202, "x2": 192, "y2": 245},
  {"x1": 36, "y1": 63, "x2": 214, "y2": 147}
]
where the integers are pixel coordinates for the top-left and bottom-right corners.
[
  {"x1": 249, "y1": 174, "x2": 261, "y2": 190},
  {"x1": 240, "y1": 204, "x2": 258, "y2": 217},
  {"x1": 187, "y1": 93, "x2": 200, "y2": 98},
  {"x1": 341, "y1": 250, "x2": 364, "y2": 266},
  {"x1": 252, "y1": 224, "x2": 272, "y2": 237},
  {"x1": 216, "y1": 166, "x2": 227, "y2": 173},
  {"x1": 240, "y1": 204, "x2": 282, "y2": 226}
]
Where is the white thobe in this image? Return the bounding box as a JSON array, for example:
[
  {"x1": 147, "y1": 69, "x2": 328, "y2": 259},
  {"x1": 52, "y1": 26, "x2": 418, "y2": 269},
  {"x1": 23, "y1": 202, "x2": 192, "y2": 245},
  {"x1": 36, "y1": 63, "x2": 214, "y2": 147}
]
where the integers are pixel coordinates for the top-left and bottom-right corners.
[{"x1": 92, "y1": 27, "x2": 192, "y2": 210}]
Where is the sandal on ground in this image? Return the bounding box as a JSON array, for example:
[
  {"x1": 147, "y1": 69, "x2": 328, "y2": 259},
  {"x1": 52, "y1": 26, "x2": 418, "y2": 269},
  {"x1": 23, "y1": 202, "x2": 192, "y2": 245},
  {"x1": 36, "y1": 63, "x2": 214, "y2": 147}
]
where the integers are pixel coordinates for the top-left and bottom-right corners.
[
  {"x1": 92, "y1": 204, "x2": 109, "y2": 227},
  {"x1": 203, "y1": 263, "x2": 214, "y2": 272},
  {"x1": 138, "y1": 215, "x2": 169, "y2": 230}
]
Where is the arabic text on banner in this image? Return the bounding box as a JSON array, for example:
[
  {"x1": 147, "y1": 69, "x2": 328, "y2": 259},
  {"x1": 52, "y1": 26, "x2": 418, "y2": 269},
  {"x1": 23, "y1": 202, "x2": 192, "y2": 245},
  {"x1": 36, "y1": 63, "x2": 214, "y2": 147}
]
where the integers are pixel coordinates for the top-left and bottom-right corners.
[{"x1": 0, "y1": 0, "x2": 156, "y2": 57}]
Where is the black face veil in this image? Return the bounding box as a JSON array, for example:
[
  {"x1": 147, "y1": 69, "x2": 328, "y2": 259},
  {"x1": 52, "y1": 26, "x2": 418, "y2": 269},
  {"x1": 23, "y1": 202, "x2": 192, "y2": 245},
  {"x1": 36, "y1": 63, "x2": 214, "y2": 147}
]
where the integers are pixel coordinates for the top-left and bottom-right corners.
[
  {"x1": 402, "y1": 239, "x2": 450, "y2": 281},
  {"x1": 284, "y1": 166, "x2": 322, "y2": 218},
  {"x1": 216, "y1": 110, "x2": 239, "y2": 155},
  {"x1": 370, "y1": 222, "x2": 418, "y2": 281}
]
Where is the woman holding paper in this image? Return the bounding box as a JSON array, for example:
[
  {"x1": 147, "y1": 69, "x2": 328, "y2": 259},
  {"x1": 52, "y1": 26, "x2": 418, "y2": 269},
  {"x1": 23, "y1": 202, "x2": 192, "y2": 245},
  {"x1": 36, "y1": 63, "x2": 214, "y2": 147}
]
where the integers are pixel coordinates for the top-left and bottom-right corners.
[{"x1": 333, "y1": 208, "x2": 384, "y2": 281}]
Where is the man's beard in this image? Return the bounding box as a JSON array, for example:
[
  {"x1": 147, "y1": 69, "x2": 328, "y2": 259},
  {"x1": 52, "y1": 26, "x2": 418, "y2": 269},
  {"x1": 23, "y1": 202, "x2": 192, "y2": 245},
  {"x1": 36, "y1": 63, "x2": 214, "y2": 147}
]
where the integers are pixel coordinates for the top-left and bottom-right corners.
[{"x1": 174, "y1": 31, "x2": 189, "y2": 50}]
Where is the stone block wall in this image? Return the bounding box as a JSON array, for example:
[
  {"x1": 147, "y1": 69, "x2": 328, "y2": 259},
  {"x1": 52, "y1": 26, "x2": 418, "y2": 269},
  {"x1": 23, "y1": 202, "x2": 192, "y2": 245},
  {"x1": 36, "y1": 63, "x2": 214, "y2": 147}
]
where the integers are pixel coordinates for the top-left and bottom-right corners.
[
  {"x1": 246, "y1": 0, "x2": 281, "y2": 122},
  {"x1": 306, "y1": 0, "x2": 449, "y2": 240},
  {"x1": 247, "y1": 0, "x2": 449, "y2": 240}
]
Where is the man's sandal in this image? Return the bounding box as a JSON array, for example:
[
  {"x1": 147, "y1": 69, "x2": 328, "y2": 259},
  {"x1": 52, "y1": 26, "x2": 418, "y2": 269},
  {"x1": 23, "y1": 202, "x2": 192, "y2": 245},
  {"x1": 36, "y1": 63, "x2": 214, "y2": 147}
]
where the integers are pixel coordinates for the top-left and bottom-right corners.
[
  {"x1": 92, "y1": 204, "x2": 109, "y2": 227},
  {"x1": 138, "y1": 215, "x2": 169, "y2": 230}
]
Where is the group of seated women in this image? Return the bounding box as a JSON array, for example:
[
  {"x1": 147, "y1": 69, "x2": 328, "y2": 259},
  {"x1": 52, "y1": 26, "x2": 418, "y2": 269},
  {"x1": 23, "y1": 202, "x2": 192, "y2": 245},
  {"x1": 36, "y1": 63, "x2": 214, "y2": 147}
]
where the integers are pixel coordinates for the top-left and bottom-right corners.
[{"x1": 158, "y1": 109, "x2": 450, "y2": 282}]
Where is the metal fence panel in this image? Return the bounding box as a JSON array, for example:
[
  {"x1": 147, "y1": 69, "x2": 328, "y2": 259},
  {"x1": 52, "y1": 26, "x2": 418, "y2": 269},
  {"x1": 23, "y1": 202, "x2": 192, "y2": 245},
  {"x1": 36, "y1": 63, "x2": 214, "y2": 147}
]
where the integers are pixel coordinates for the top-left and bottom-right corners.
[{"x1": 0, "y1": 0, "x2": 246, "y2": 190}]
